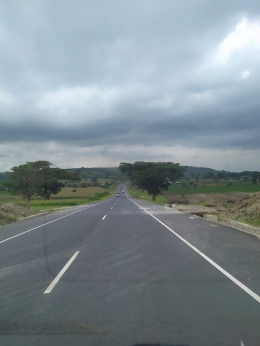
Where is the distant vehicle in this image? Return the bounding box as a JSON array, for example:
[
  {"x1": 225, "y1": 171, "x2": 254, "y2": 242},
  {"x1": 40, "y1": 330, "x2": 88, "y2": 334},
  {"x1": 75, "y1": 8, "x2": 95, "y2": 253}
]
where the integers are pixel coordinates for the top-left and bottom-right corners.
[
  {"x1": 115, "y1": 192, "x2": 120, "y2": 197},
  {"x1": 175, "y1": 181, "x2": 180, "y2": 184},
  {"x1": 122, "y1": 190, "x2": 125, "y2": 193}
]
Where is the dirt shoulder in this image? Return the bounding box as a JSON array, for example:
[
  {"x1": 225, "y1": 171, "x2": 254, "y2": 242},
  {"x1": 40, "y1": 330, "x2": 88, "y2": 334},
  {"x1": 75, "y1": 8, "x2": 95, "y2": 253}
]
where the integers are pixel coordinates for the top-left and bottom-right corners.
[
  {"x1": 0, "y1": 203, "x2": 49, "y2": 226},
  {"x1": 166, "y1": 192, "x2": 260, "y2": 227}
]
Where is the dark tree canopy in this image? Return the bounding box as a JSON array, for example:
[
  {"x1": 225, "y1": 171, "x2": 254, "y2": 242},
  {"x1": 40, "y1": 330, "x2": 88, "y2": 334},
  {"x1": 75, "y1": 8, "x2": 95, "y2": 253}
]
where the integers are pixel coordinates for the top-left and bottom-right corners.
[
  {"x1": 3, "y1": 161, "x2": 52, "y2": 208},
  {"x1": 4, "y1": 161, "x2": 80, "y2": 208},
  {"x1": 119, "y1": 161, "x2": 185, "y2": 200},
  {"x1": 37, "y1": 168, "x2": 80, "y2": 200},
  {"x1": 251, "y1": 171, "x2": 260, "y2": 185}
]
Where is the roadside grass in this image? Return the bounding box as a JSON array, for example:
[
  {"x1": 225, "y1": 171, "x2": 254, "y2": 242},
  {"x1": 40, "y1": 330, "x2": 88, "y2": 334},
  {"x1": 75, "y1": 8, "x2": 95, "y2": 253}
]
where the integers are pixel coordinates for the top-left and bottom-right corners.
[
  {"x1": 241, "y1": 216, "x2": 260, "y2": 227},
  {"x1": 168, "y1": 181, "x2": 260, "y2": 195},
  {"x1": 127, "y1": 186, "x2": 167, "y2": 206},
  {"x1": 0, "y1": 186, "x2": 117, "y2": 210}
]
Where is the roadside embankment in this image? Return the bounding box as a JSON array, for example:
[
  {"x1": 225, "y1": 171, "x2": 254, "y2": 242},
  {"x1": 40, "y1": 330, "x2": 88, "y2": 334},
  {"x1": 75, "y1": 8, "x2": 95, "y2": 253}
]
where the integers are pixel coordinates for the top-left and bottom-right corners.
[
  {"x1": 204, "y1": 214, "x2": 260, "y2": 238},
  {"x1": 0, "y1": 203, "x2": 48, "y2": 227},
  {"x1": 166, "y1": 192, "x2": 260, "y2": 238}
]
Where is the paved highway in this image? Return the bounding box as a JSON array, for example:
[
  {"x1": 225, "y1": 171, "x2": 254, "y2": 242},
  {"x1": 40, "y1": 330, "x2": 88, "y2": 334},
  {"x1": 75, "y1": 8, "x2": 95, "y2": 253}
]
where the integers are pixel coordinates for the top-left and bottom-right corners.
[{"x1": 1, "y1": 184, "x2": 260, "y2": 346}]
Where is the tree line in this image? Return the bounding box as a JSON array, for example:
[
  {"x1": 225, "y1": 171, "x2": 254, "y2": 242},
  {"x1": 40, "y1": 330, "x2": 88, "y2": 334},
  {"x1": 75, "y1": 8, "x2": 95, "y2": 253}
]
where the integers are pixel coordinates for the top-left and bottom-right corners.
[{"x1": 200, "y1": 171, "x2": 260, "y2": 183}]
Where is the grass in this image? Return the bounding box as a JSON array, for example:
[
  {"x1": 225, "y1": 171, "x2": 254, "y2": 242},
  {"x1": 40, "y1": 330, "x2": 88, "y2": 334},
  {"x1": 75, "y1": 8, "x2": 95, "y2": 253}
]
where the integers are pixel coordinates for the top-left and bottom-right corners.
[
  {"x1": 224, "y1": 202, "x2": 234, "y2": 208},
  {"x1": 0, "y1": 186, "x2": 117, "y2": 210},
  {"x1": 168, "y1": 181, "x2": 260, "y2": 195},
  {"x1": 127, "y1": 181, "x2": 260, "y2": 206},
  {"x1": 127, "y1": 186, "x2": 167, "y2": 206},
  {"x1": 242, "y1": 217, "x2": 260, "y2": 227}
]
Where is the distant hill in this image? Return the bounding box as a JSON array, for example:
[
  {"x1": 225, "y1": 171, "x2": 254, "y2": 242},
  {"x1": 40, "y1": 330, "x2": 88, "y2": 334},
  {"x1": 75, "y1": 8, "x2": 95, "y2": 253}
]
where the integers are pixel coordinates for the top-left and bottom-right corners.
[
  {"x1": 65, "y1": 167, "x2": 126, "y2": 181},
  {"x1": 184, "y1": 166, "x2": 218, "y2": 176}
]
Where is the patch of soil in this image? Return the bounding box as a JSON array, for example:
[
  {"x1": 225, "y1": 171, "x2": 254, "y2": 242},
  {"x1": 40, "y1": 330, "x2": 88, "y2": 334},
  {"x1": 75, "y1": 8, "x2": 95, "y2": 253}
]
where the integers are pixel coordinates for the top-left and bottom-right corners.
[
  {"x1": 0, "y1": 203, "x2": 38, "y2": 226},
  {"x1": 219, "y1": 192, "x2": 260, "y2": 221},
  {"x1": 170, "y1": 204, "x2": 218, "y2": 215},
  {"x1": 166, "y1": 192, "x2": 247, "y2": 208},
  {"x1": 167, "y1": 192, "x2": 260, "y2": 226}
]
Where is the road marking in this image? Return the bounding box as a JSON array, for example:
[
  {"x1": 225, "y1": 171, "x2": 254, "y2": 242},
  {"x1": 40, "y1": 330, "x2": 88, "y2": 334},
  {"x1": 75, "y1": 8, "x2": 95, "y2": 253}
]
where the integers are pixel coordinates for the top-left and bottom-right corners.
[
  {"x1": 111, "y1": 207, "x2": 113, "y2": 209},
  {"x1": 0, "y1": 198, "x2": 112, "y2": 245},
  {"x1": 102, "y1": 215, "x2": 106, "y2": 220},
  {"x1": 241, "y1": 341, "x2": 245, "y2": 346},
  {"x1": 128, "y1": 198, "x2": 260, "y2": 304},
  {"x1": 43, "y1": 251, "x2": 80, "y2": 294}
]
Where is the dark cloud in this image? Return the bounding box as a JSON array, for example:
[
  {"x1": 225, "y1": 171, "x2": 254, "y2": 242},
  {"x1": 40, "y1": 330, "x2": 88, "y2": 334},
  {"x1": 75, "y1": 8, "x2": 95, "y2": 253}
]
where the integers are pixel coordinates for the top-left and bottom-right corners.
[{"x1": 0, "y1": 0, "x2": 260, "y2": 171}]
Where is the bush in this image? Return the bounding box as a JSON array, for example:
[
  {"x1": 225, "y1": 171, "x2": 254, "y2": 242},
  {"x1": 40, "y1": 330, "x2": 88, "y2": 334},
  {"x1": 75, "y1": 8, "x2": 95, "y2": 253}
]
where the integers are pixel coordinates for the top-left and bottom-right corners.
[
  {"x1": 72, "y1": 189, "x2": 77, "y2": 192},
  {"x1": 0, "y1": 185, "x2": 8, "y2": 191},
  {"x1": 81, "y1": 182, "x2": 87, "y2": 188}
]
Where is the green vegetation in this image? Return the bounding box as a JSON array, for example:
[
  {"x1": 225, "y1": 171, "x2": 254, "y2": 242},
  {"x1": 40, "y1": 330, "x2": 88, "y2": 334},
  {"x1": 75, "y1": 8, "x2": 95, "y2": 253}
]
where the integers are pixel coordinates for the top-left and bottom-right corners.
[
  {"x1": 0, "y1": 186, "x2": 117, "y2": 211},
  {"x1": 242, "y1": 217, "x2": 260, "y2": 227},
  {"x1": 127, "y1": 185, "x2": 167, "y2": 205},
  {"x1": 168, "y1": 181, "x2": 260, "y2": 194},
  {"x1": 0, "y1": 162, "x2": 122, "y2": 214},
  {"x1": 3, "y1": 161, "x2": 80, "y2": 209},
  {"x1": 224, "y1": 202, "x2": 234, "y2": 208},
  {"x1": 119, "y1": 161, "x2": 184, "y2": 201}
]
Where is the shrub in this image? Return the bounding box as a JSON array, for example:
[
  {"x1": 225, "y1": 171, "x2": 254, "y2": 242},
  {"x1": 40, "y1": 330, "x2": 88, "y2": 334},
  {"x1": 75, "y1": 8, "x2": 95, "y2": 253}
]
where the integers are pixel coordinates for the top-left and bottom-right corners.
[{"x1": 81, "y1": 182, "x2": 87, "y2": 188}]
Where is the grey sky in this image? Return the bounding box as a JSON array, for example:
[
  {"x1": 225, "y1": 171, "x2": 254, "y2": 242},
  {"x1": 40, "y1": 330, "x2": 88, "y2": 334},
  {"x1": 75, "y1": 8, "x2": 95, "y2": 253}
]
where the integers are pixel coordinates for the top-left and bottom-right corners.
[{"x1": 1, "y1": 0, "x2": 260, "y2": 171}]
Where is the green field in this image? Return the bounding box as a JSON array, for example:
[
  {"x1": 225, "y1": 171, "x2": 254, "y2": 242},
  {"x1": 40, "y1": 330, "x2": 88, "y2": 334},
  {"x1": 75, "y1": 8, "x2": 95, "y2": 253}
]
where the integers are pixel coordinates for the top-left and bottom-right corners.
[
  {"x1": 168, "y1": 181, "x2": 260, "y2": 195},
  {"x1": 0, "y1": 186, "x2": 117, "y2": 210},
  {"x1": 127, "y1": 186, "x2": 167, "y2": 205},
  {"x1": 127, "y1": 181, "x2": 260, "y2": 206}
]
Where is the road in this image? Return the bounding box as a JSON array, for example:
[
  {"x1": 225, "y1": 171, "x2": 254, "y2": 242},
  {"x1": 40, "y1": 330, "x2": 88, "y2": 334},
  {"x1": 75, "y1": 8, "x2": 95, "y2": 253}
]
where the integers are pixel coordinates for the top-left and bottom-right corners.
[{"x1": 1, "y1": 184, "x2": 260, "y2": 346}]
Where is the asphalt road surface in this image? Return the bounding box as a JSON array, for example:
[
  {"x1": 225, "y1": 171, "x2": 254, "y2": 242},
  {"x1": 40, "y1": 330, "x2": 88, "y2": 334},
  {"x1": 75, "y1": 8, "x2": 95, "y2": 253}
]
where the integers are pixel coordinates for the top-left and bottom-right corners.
[{"x1": 1, "y1": 184, "x2": 260, "y2": 346}]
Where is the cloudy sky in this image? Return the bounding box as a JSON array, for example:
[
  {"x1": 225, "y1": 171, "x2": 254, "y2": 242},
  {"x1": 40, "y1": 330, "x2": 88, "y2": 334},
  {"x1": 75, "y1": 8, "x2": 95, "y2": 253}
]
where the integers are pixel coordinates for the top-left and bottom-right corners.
[{"x1": 1, "y1": 0, "x2": 260, "y2": 172}]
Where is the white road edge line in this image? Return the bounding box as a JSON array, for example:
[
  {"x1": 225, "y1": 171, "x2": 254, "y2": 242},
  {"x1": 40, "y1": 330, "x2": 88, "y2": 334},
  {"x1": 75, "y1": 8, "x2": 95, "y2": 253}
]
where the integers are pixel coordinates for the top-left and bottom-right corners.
[
  {"x1": 0, "y1": 198, "x2": 113, "y2": 245},
  {"x1": 102, "y1": 215, "x2": 106, "y2": 220},
  {"x1": 128, "y1": 197, "x2": 260, "y2": 304},
  {"x1": 44, "y1": 251, "x2": 80, "y2": 294}
]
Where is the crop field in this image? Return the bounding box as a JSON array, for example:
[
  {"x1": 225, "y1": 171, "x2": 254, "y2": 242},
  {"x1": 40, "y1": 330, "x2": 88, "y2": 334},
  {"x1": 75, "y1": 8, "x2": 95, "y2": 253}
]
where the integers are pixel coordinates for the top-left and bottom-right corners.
[
  {"x1": 0, "y1": 186, "x2": 116, "y2": 210},
  {"x1": 52, "y1": 187, "x2": 105, "y2": 199}
]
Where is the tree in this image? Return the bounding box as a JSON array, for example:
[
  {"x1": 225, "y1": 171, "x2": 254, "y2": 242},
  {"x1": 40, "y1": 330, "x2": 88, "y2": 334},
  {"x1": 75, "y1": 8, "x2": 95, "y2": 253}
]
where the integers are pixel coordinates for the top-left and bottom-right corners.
[
  {"x1": 3, "y1": 161, "x2": 51, "y2": 209},
  {"x1": 181, "y1": 180, "x2": 189, "y2": 197},
  {"x1": 202, "y1": 172, "x2": 215, "y2": 180},
  {"x1": 104, "y1": 181, "x2": 110, "y2": 188},
  {"x1": 91, "y1": 176, "x2": 98, "y2": 183},
  {"x1": 4, "y1": 161, "x2": 81, "y2": 207},
  {"x1": 119, "y1": 162, "x2": 185, "y2": 201},
  {"x1": 37, "y1": 168, "x2": 80, "y2": 200},
  {"x1": 251, "y1": 171, "x2": 260, "y2": 185}
]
